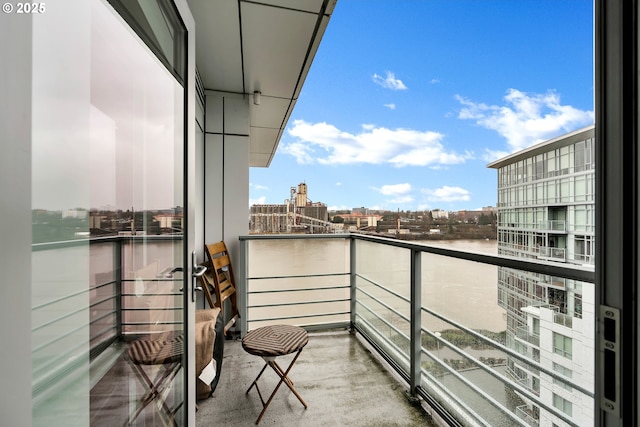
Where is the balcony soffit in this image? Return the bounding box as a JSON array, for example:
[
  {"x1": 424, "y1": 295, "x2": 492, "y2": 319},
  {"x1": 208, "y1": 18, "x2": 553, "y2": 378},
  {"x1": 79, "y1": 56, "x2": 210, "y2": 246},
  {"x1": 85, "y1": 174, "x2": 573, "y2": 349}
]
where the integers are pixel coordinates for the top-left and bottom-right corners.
[{"x1": 186, "y1": 0, "x2": 336, "y2": 167}]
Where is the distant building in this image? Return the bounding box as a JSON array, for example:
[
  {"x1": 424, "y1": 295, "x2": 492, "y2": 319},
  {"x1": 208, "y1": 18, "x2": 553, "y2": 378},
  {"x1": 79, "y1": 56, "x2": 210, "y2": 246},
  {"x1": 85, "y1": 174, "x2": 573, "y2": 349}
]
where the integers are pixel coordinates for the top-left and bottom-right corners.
[
  {"x1": 250, "y1": 183, "x2": 334, "y2": 233},
  {"x1": 431, "y1": 209, "x2": 449, "y2": 219},
  {"x1": 334, "y1": 212, "x2": 382, "y2": 229},
  {"x1": 155, "y1": 213, "x2": 183, "y2": 231},
  {"x1": 488, "y1": 125, "x2": 595, "y2": 427},
  {"x1": 352, "y1": 207, "x2": 369, "y2": 215},
  {"x1": 62, "y1": 208, "x2": 88, "y2": 219}
]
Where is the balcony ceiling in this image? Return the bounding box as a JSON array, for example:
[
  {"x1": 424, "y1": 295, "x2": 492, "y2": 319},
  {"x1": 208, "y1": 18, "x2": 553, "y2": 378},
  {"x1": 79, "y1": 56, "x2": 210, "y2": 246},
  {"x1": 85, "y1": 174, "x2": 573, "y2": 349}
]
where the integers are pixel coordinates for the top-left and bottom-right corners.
[{"x1": 186, "y1": 0, "x2": 336, "y2": 167}]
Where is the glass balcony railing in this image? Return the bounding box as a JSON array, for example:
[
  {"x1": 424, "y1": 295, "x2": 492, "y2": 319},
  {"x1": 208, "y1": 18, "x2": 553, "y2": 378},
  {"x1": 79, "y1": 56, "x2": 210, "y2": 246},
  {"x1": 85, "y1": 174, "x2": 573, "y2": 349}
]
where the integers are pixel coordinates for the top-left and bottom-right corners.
[
  {"x1": 538, "y1": 246, "x2": 566, "y2": 261},
  {"x1": 239, "y1": 233, "x2": 595, "y2": 427},
  {"x1": 496, "y1": 220, "x2": 566, "y2": 232},
  {"x1": 31, "y1": 236, "x2": 183, "y2": 400},
  {"x1": 515, "y1": 326, "x2": 541, "y2": 347},
  {"x1": 37, "y1": 233, "x2": 595, "y2": 426}
]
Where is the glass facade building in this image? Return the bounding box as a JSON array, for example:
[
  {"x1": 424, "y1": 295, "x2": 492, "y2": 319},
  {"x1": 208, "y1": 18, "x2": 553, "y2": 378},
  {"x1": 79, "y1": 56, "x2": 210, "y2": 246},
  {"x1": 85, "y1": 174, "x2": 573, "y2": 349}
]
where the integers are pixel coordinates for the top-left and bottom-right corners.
[{"x1": 488, "y1": 125, "x2": 596, "y2": 426}]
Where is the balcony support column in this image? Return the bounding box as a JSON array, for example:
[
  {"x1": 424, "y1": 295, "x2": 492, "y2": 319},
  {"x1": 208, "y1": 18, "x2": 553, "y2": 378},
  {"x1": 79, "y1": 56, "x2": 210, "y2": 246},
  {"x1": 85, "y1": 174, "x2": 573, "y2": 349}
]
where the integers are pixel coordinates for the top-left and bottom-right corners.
[{"x1": 408, "y1": 248, "x2": 422, "y2": 397}]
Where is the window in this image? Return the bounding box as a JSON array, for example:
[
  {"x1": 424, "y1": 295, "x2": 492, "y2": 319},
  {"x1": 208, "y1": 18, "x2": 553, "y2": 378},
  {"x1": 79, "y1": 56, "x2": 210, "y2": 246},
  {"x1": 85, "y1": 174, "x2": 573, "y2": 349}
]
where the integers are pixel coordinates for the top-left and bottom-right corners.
[
  {"x1": 574, "y1": 235, "x2": 594, "y2": 263},
  {"x1": 575, "y1": 141, "x2": 586, "y2": 172},
  {"x1": 553, "y1": 393, "x2": 573, "y2": 417},
  {"x1": 553, "y1": 333, "x2": 573, "y2": 359},
  {"x1": 553, "y1": 362, "x2": 573, "y2": 391}
]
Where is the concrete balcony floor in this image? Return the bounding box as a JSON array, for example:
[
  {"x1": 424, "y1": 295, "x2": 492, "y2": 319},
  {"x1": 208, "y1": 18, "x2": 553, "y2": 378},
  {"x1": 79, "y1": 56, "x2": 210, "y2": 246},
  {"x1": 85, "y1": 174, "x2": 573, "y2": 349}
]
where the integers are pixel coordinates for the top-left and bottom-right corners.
[{"x1": 196, "y1": 329, "x2": 441, "y2": 426}]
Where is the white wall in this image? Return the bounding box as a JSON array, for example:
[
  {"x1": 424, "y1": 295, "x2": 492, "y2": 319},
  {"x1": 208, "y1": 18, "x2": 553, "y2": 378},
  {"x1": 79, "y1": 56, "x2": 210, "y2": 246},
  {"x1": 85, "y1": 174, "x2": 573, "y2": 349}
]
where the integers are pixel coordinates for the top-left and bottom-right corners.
[
  {"x1": 0, "y1": 10, "x2": 33, "y2": 427},
  {"x1": 203, "y1": 92, "x2": 250, "y2": 314}
]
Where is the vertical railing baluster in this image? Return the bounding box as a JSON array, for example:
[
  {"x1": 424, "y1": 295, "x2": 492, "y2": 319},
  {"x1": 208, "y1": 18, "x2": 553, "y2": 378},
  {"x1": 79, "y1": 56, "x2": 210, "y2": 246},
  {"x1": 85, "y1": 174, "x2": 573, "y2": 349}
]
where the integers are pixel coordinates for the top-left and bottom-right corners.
[{"x1": 409, "y1": 248, "x2": 422, "y2": 397}]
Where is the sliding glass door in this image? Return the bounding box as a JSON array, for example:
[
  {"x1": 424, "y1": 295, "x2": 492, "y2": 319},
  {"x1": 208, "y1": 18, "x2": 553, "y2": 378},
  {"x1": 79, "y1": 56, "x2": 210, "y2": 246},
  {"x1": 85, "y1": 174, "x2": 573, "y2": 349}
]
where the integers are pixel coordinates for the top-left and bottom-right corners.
[{"x1": 31, "y1": 1, "x2": 192, "y2": 425}]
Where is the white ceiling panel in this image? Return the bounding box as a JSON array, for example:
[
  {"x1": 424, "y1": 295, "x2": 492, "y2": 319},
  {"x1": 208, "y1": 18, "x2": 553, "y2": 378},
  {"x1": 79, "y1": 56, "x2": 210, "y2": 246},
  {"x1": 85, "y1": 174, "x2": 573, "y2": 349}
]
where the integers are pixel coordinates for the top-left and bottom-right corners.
[
  {"x1": 187, "y1": 0, "x2": 244, "y2": 93},
  {"x1": 292, "y1": 14, "x2": 331, "y2": 99},
  {"x1": 264, "y1": 0, "x2": 329, "y2": 14},
  {"x1": 250, "y1": 152, "x2": 275, "y2": 166},
  {"x1": 250, "y1": 96, "x2": 291, "y2": 128},
  {"x1": 250, "y1": 127, "x2": 281, "y2": 153},
  {"x1": 241, "y1": 2, "x2": 319, "y2": 98},
  {"x1": 187, "y1": 0, "x2": 335, "y2": 167}
]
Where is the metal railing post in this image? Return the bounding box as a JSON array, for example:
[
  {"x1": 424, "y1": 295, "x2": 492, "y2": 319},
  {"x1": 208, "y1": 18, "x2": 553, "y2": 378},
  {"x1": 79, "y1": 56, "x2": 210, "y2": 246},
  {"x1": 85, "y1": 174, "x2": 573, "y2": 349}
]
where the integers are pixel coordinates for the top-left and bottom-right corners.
[
  {"x1": 239, "y1": 238, "x2": 248, "y2": 336},
  {"x1": 349, "y1": 236, "x2": 357, "y2": 332},
  {"x1": 409, "y1": 248, "x2": 421, "y2": 397},
  {"x1": 115, "y1": 239, "x2": 122, "y2": 338}
]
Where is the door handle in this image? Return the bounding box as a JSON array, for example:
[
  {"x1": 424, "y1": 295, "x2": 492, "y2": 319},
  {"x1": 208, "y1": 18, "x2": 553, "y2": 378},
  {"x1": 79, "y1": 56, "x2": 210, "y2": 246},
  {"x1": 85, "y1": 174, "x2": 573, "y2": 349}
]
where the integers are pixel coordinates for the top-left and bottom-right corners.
[{"x1": 191, "y1": 251, "x2": 206, "y2": 302}]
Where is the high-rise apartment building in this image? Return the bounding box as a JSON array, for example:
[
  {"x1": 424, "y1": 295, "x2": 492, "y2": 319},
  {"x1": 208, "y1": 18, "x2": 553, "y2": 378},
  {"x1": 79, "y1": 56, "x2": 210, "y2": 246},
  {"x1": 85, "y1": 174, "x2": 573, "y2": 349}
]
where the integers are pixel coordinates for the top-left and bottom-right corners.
[{"x1": 488, "y1": 125, "x2": 595, "y2": 427}]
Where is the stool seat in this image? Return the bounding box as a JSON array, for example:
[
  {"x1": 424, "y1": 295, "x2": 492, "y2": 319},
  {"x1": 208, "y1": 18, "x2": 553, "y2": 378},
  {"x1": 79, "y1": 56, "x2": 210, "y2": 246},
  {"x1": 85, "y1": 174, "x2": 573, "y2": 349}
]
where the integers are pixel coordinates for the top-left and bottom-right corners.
[
  {"x1": 128, "y1": 335, "x2": 183, "y2": 365},
  {"x1": 242, "y1": 324, "x2": 308, "y2": 357},
  {"x1": 242, "y1": 325, "x2": 309, "y2": 424}
]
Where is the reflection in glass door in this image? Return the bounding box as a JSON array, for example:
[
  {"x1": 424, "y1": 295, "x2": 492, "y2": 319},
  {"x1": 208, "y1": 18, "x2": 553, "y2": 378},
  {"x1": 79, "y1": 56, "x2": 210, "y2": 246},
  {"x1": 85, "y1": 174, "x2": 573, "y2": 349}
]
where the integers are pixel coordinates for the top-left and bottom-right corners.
[{"x1": 31, "y1": 1, "x2": 188, "y2": 425}]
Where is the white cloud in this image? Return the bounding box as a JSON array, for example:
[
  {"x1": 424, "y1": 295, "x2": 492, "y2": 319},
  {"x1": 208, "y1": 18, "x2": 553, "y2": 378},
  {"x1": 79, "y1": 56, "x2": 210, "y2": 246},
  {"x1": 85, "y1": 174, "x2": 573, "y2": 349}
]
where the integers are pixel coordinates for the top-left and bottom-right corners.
[
  {"x1": 249, "y1": 196, "x2": 266, "y2": 206},
  {"x1": 251, "y1": 183, "x2": 269, "y2": 191},
  {"x1": 328, "y1": 204, "x2": 349, "y2": 211},
  {"x1": 456, "y1": 89, "x2": 594, "y2": 152},
  {"x1": 430, "y1": 78, "x2": 440, "y2": 84},
  {"x1": 280, "y1": 141, "x2": 315, "y2": 164},
  {"x1": 374, "y1": 183, "x2": 412, "y2": 196},
  {"x1": 482, "y1": 148, "x2": 510, "y2": 163},
  {"x1": 335, "y1": 182, "x2": 342, "y2": 186},
  {"x1": 284, "y1": 120, "x2": 470, "y2": 167},
  {"x1": 372, "y1": 183, "x2": 414, "y2": 205},
  {"x1": 422, "y1": 186, "x2": 471, "y2": 202},
  {"x1": 389, "y1": 195, "x2": 414, "y2": 204},
  {"x1": 384, "y1": 103, "x2": 396, "y2": 110},
  {"x1": 372, "y1": 71, "x2": 408, "y2": 90}
]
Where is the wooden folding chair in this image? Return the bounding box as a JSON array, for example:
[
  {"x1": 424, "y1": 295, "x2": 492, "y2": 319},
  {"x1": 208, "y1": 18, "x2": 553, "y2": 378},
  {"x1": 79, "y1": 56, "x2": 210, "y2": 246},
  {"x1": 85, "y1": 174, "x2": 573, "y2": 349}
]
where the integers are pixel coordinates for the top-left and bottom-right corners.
[{"x1": 200, "y1": 241, "x2": 240, "y2": 335}]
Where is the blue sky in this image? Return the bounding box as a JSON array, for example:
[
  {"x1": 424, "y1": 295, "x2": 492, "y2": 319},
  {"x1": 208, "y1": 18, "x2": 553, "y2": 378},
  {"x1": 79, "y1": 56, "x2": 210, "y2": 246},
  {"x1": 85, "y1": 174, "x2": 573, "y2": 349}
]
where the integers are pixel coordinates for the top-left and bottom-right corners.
[{"x1": 250, "y1": 1, "x2": 594, "y2": 212}]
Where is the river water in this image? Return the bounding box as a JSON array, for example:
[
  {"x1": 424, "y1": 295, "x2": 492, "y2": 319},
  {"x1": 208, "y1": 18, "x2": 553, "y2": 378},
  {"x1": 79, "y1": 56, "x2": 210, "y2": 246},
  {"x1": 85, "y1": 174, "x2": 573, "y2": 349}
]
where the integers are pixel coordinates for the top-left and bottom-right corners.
[
  {"x1": 418, "y1": 239, "x2": 504, "y2": 332},
  {"x1": 246, "y1": 237, "x2": 505, "y2": 333}
]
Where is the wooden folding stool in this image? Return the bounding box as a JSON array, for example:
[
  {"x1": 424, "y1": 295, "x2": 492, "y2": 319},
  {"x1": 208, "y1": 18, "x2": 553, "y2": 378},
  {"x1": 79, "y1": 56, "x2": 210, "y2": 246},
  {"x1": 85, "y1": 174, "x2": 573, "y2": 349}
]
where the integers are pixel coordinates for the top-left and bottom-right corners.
[{"x1": 242, "y1": 324, "x2": 309, "y2": 424}]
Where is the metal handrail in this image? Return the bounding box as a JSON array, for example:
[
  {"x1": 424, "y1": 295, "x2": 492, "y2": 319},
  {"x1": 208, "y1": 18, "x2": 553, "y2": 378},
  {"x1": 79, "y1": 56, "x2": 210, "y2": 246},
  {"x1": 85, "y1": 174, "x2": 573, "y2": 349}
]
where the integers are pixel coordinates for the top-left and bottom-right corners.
[{"x1": 240, "y1": 233, "x2": 594, "y2": 427}]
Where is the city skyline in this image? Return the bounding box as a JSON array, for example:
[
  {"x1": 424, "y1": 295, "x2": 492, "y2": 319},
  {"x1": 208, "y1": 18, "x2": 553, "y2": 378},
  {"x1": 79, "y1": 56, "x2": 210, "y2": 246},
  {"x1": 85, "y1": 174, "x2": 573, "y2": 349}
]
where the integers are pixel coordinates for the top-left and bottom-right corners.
[{"x1": 249, "y1": 1, "x2": 594, "y2": 212}]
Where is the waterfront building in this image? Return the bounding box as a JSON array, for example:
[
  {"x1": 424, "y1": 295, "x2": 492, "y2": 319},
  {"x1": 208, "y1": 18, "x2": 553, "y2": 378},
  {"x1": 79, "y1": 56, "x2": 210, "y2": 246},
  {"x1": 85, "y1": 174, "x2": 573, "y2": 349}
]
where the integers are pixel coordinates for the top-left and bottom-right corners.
[
  {"x1": 249, "y1": 183, "x2": 333, "y2": 233},
  {"x1": 488, "y1": 125, "x2": 595, "y2": 426}
]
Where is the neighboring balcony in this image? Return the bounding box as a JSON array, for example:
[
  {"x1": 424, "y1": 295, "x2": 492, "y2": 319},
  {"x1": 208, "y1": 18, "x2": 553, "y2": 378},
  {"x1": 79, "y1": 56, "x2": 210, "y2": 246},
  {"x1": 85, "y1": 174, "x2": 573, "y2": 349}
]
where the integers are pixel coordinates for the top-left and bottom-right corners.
[
  {"x1": 538, "y1": 220, "x2": 567, "y2": 233},
  {"x1": 537, "y1": 246, "x2": 566, "y2": 262},
  {"x1": 497, "y1": 220, "x2": 566, "y2": 233},
  {"x1": 32, "y1": 233, "x2": 595, "y2": 426},
  {"x1": 515, "y1": 326, "x2": 541, "y2": 347}
]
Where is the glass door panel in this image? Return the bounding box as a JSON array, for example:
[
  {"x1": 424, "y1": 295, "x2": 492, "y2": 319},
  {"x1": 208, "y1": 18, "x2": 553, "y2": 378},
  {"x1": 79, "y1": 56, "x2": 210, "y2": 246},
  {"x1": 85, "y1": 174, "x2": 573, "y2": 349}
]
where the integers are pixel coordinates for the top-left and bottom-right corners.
[{"x1": 31, "y1": 1, "x2": 187, "y2": 425}]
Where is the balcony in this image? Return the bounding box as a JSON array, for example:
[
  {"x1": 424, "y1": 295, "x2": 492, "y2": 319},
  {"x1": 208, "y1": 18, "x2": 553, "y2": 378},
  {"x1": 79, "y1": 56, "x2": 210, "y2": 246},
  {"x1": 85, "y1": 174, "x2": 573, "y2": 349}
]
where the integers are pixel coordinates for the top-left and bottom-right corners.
[
  {"x1": 515, "y1": 326, "x2": 541, "y2": 347},
  {"x1": 537, "y1": 246, "x2": 566, "y2": 261},
  {"x1": 33, "y1": 233, "x2": 595, "y2": 426}
]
